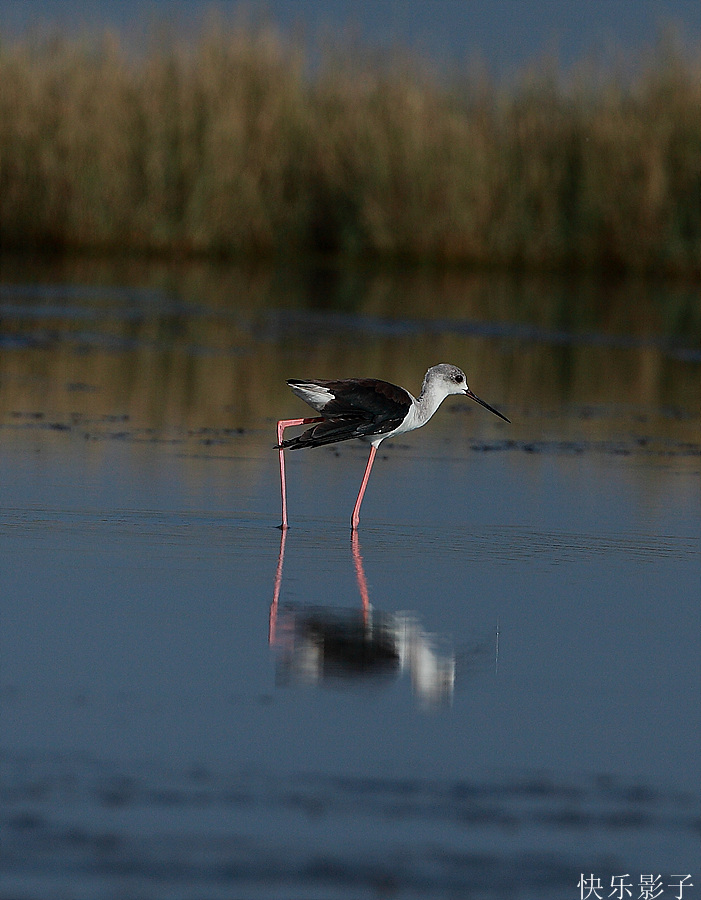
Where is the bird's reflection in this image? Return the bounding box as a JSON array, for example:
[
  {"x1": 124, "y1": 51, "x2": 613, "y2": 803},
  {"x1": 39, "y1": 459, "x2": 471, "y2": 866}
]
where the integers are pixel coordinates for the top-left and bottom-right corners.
[{"x1": 269, "y1": 531, "x2": 457, "y2": 706}]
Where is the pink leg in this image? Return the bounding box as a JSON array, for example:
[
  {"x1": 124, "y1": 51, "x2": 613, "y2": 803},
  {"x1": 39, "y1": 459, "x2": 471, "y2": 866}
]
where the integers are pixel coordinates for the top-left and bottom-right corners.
[
  {"x1": 277, "y1": 417, "x2": 323, "y2": 528},
  {"x1": 351, "y1": 531, "x2": 370, "y2": 623},
  {"x1": 351, "y1": 445, "x2": 378, "y2": 531}
]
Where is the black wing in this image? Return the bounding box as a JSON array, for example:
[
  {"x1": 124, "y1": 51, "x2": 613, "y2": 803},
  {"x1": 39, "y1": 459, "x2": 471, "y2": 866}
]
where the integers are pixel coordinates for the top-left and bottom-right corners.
[{"x1": 281, "y1": 378, "x2": 411, "y2": 450}]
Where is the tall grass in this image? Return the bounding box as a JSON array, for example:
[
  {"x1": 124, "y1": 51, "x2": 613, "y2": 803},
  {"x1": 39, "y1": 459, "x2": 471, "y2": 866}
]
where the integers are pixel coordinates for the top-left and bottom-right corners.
[{"x1": 0, "y1": 23, "x2": 699, "y2": 272}]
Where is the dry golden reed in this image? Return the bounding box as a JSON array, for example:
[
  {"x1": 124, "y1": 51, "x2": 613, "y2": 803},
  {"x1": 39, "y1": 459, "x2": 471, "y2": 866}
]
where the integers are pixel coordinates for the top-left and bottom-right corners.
[{"x1": 0, "y1": 23, "x2": 699, "y2": 272}]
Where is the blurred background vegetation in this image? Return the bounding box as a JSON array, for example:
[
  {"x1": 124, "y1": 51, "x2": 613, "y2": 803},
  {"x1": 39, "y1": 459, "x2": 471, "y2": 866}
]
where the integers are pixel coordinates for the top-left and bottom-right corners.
[
  {"x1": 0, "y1": 21, "x2": 699, "y2": 273},
  {"x1": 0, "y1": 19, "x2": 698, "y2": 438}
]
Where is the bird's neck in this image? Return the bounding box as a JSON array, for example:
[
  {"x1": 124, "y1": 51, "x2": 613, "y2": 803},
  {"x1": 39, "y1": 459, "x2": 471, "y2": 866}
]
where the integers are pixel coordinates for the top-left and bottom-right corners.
[{"x1": 414, "y1": 383, "x2": 447, "y2": 426}]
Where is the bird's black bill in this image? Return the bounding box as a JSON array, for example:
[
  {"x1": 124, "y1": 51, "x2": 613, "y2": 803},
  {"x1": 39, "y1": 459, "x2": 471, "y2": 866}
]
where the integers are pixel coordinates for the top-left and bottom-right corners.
[{"x1": 465, "y1": 389, "x2": 511, "y2": 423}]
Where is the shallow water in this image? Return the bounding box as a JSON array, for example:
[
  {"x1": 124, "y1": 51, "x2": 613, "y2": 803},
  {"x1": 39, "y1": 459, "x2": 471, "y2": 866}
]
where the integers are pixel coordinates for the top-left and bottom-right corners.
[{"x1": 1, "y1": 259, "x2": 699, "y2": 899}]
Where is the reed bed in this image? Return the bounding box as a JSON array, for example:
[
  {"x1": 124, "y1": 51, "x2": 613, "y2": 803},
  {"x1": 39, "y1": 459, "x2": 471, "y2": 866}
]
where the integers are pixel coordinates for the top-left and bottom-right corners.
[{"x1": 0, "y1": 23, "x2": 699, "y2": 272}]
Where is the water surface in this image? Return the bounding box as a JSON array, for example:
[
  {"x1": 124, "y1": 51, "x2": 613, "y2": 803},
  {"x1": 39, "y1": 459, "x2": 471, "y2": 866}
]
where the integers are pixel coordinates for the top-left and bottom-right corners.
[{"x1": 1, "y1": 258, "x2": 699, "y2": 899}]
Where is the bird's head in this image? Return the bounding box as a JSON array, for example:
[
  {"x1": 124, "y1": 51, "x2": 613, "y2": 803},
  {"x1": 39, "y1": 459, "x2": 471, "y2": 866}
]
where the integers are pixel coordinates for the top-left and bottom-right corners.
[{"x1": 427, "y1": 363, "x2": 511, "y2": 423}]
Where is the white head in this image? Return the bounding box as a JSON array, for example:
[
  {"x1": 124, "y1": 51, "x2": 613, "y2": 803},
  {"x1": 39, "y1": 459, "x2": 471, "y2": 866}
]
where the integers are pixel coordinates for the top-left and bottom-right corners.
[
  {"x1": 422, "y1": 363, "x2": 511, "y2": 422},
  {"x1": 422, "y1": 363, "x2": 470, "y2": 397}
]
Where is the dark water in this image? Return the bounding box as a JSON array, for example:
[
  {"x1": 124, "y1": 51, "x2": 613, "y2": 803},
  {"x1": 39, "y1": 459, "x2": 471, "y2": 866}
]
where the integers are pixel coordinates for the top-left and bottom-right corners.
[{"x1": 1, "y1": 258, "x2": 699, "y2": 899}]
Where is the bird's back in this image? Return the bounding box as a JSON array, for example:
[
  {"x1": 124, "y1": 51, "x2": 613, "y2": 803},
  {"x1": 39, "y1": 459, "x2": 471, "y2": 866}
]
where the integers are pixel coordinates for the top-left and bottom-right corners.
[
  {"x1": 288, "y1": 378, "x2": 412, "y2": 418},
  {"x1": 282, "y1": 377, "x2": 413, "y2": 450}
]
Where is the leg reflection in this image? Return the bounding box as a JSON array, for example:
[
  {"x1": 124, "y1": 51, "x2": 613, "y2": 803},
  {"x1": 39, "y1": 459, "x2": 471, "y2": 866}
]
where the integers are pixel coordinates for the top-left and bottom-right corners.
[
  {"x1": 267, "y1": 530, "x2": 398, "y2": 681},
  {"x1": 267, "y1": 532, "x2": 458, "y2": 705},
  {"x1": 268, "y1": 527, "x2": 288, "y2": 645},
  {"x1": 351, "y1": 531, "x2": 370, "y2": 624}
]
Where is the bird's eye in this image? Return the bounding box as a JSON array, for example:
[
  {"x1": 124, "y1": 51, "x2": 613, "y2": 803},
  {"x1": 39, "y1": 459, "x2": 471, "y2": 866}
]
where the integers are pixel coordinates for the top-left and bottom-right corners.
[{"x1": 454, "y1": 373, "x2": 464, "y2": 383}]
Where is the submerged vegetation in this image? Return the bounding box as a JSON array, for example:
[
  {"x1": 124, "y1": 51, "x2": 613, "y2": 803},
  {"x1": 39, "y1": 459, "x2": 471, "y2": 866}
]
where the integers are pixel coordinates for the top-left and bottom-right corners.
[{"x1": 0, "y1": 22, "x2": 699, "y2": 273}]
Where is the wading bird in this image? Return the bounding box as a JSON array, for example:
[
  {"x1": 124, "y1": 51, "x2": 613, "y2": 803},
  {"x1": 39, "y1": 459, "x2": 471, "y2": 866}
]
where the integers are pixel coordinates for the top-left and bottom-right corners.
[{"x1": 276, "y1": 363, "x2": 510, "y2": 530}]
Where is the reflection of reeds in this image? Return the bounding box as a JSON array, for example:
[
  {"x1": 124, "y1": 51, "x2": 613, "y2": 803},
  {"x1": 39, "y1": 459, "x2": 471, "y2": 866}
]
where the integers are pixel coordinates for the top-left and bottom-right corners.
[
  {"x1": 0, "y1": 258, "x2": 698, "y2": 437},
  {"x1": 0, "y1": 25, "x2": 699, "y2": 272}
]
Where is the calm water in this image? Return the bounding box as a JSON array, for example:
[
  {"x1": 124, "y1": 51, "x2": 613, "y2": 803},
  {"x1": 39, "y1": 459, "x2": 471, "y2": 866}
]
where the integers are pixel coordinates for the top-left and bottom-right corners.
[{"x1": 1, "y1": 257, "x2": 699, "y2": 899}]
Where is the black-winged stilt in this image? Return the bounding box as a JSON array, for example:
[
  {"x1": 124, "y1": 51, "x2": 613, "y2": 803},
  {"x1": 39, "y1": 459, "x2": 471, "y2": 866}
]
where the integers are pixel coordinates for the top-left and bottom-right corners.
[{"x1": 276, "y1": 363, "x2": 510, "y2": 530}]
